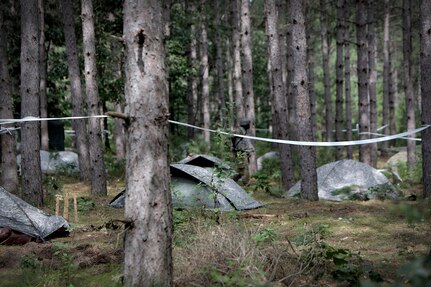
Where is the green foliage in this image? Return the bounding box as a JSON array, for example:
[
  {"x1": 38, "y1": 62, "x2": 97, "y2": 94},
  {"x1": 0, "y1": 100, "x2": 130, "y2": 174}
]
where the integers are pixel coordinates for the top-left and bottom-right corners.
[
  {"x1": 396, "y1": 157, "x2": 423, "y2": 186},
  {"x1": 398, "y1": 203, "x2": 426, "y2": 226},
  {"x1": 252, "y1": 226, "x2": 277, "y2": 245},
  {"x1": 208, "y1": 262, "x2": 266, "y2": 287},
  {"x1": 252, "y1": 157, "x2": 283, "y2": 197},
  {"x1": 105, "y1": 154, "x2": 125, "y2": 179},
  {"x1": 76, "y1": 197, "x2": 96, "y2": 212},
  {"x1": 20, "y1": 253, "x2": 40, "y2": 270}
]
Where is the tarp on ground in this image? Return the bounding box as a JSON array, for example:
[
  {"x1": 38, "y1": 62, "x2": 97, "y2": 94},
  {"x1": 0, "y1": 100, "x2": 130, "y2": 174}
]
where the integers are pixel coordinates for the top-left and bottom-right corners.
[
  {"x1": 284, "y1": 160, "x2": 399, "y2": 201},
  {"x1": 109, "y1": 163, "x2": 264, "y2": 211},
  {"x1": 178, "y1": 154, "x2": 233, "y2": 171},
  {"x1": 0, "y1": 186, "x2": 69, "y2": 241}
]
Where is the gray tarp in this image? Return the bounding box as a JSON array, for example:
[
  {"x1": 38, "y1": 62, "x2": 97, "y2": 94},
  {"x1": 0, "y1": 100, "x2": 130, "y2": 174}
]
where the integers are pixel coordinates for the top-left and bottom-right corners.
[
  {"x1": 109, "y1": 163, "x2": 263, "y2": 211},
  {"x1": 284, "y1": 160, "x2": 399, "y2": 201},
  {"x1": 0, "y1": 186, "x2": 69, "y2": 240},
  {"x1": 178, "y1": 154, "x2": 232, "y2": 171}
]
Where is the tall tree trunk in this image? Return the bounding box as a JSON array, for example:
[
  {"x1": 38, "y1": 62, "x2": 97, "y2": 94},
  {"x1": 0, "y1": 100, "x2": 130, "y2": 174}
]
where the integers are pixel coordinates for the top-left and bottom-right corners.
[
  {"x1": 306, "y1": 2, "x2": 317, "y2": 136},
  {"x1": 20, "y1": 0, "x2": 43, "y2": 206},
  {"x1": 123, "y1": 0, "x2": 173, "y2": 285},
  {"x1": 0, "y1": 7, "x2": 18, "y2": 194},
  {"x1": 186, "y1": 1, "x2": 198, "y2": 139},
  {"x1": 382, "y1": 0, "x2": 391, "y2": 151},
  {"x1": 288, "y1": 0, "x2": 318, "y2": 200},
  {"x1": 226, "y1": 37, "x2": 234, "y2": 128},
  {"x1": 389, "y1": 66, "x2": 397, "y2": 144},
  {"x1": 356, "y1": 0, "x2": 371, "y2": 165},
  {"x1": 403, "y1": 0, "x2": 416, "y2": 168},
  {"x1": 39, "y1": 0, "x2": 48, "y2": 151},
  {"x1": 232, "y1": 0, "x2": 244, "y2": 122},
  {"x1": 344, "y1": 1, "x2": 353, "y2": 159},
  {"x1": 215, "y1": 0, "x2": 226, "y2": 127},
  {"x1": 81, "y1": 0, "x2": 107, "y2": 195},
  {"x1": 61, "y1": 0, "x2": 91, "y2": 181},
  {"x1": 421, "y1": 0, "x2": 431, "y2": 198},
  {"x1": 336, "y1": 0, "x2": 345, "y2": 159},
  {"x1": 320, "y1": 0, "x2": 333, "y2": 142},
  {"x1": 368, "y1": 0, "x2": 377, "y2": 167},
  {"x1": 265, "y1": 0, "x2": 294, "y2": 190},
  {"x1": 241, "y1": 0, "x2": 257, "y2": 175},
  {"x1": 199, "y1": 0, "x2": 210, "y2": 144}
]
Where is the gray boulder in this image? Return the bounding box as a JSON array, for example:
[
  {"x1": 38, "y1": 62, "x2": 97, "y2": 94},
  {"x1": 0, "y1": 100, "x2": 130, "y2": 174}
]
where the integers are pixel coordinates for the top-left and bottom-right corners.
[
  {"x1": 17, "y1": 151, "x2": 79, "y2": 175},
  {"x1": 257, "y1": 151, "x2": 279, "y2": 171}
]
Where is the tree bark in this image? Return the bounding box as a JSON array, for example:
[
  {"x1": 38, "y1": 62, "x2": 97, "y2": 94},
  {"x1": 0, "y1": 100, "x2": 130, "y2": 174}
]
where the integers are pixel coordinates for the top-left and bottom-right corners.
[
  {"x1": 199, "y1": 0, "x2": 210, "y2": 144},
  {"x1": 215, "y1": 0, "x2": 226, "y2": 128},
  {"x1": 356, "y1": 0, "x2": 371, "y2": 165},
  {"x1": 336, "y1": 0, "x2": 345, "y2": 160},
  {"x1": 382, "y1": 0, "x2": 391, "y2": 151},
  {"x1": 186, "y1": 1, "x2": 198, "y2": 139},
  {"x1": 123, "y1": 0, "x2": 173, "y2": 285},
  {"x1": 265, "y1": 0, "x2": 294, "y2": 190},
  {"x1": 241, "y1": 0, "x2": 257, "y2": 175},
  {"x1": 81, "y1": 0, "x2": 107, "y2": 195},
  {"x1": 320, "y1": 0, "x2": 333, "y2": 142},
  {"x1": 39, "y1": 0, "x2": 48, "y2": 151},
  {"x1": 420, "y1": 0, "x2": 431, "y2": 198},
  {"x1": 20, "y1": 0, "x2": 43, "y2": 206},
  {"x1": 344, "y1": 1, "x2": 353, "y2": 159},
  {"x1": 0, "y1": 7, "x2": 19, "y2": 194},
  {"x1": 288, "y1": 0, "x2": 318, "y2": 201},
  {"x1": 403, "y1": 0, "x2": 417, "y2": 168},
  {"x1": 368, "y1": 0, "x2": 377, "y2": 167},
  {"x1": 62, "y1": 0, "x2": 91, "y2": 181},
  {"x1": 232, "y1": 0, "x2": 244, "y2": 121}
]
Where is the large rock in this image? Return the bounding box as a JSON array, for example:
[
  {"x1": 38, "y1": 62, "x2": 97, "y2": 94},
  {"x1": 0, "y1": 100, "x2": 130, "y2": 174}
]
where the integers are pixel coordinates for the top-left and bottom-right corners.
[
  {"x1": 284, "y1": 160, "x2": 399, "y2": 201},
  {"x1": 257, "y1": 151, "x2": 279, "y2": 171},
  {"x1": 17, "y1": 151, "x2": 79, "y2": 175}
]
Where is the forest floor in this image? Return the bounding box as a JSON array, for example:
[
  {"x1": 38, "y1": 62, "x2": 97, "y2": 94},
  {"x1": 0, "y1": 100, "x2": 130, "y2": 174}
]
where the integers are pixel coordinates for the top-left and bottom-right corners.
[{"x1": 0, "y1": 174, "x2": 430, "y2": 287}]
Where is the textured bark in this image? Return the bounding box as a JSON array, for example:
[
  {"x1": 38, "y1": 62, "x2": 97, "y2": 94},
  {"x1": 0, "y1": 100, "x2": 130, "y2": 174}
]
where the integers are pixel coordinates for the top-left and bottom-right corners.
[
  {"x1": 368, "y1": 0, "x2": 377, "y2": 167},
  {"x1": 389, "y1": 66, "x2": 397, "y2": 144},
  {"x1": 123, "y1": 0, "x2": 173, "y2": 285},
  {"x1": 403, "y1": 0, "x2": 417, "y2": 168},
  {"x1": 335, "y1": 0, "x2": 345, "y2": 160},
  {"x1": 215, "y1": 0, "x2": 226, "y2": 127},
  {"x1": 344, "y1": 2, "x2": 353, "y2": 159},
  {"x1": 39, "y1": 0, "x2": 48, "y2": 151},
  {"x1": 382, "y1": 0, "x2": 390, "y2": 151},
  {"x1": 0, "y1": 8, "x2": 18, "y2": 194},
  {"x1": 320, "y1": 0, "x2": 333, "y2": 142},
  {"x1": 421, "y1": 0, "x2": 431, "y2": 198},
  {"x1": 265, "y1": 0, "x2": 294, "y2": 190},
  {"x1": 62, "y1": 0, "x2": 91, "y2": 181},
  {"x1": 356, "y1": 0, "x2": 371, "y2": 165},
  {"x1": 186, "y1": 1, "x2": 198, "y2": 139},
  {"x1": 288, "y1": 0, "x2": 318, "y2": 201},
  {"x1": 20, "y1": 0, "x2": 43, "y2": 206},
  {"x1": 306, "y1": 2, "x2": 316, "y2": 137},
  {"x1": 81, "y1": 0, "x2": 107, "y2": 195},
  {"x1": 226, "y1": 37, "x2": 234, "y2": 128},
  {"x1": 232, "y1": 0, "x2": 244, "y2": 121},
  {"x1": 241, "y1": 0, "x2": 256, "y2": 175},
  {"x1": 199, "y1": 0, "x2": 210, "y2": 143}
]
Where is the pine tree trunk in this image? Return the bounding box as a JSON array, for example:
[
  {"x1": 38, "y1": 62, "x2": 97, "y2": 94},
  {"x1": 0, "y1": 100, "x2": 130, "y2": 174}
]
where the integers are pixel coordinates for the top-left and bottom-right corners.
[
  {"x1": 199, "y1": 0, "x2": 210, "y2": 144},
  {"x1": 123, "y1": 0, "x2": 173, "y2": 285},
  {"x1": 288, "y1": 0, "x2": 318, "y2": 201},
  {"x1": 62, "y1": 0, "x2": 91, "y2": 181},
  {"x1": 0, "y1": 7, "x2": 18, "y2": 194},
  {"x1": 320, "y1": 0, "x2": 333, "y2": 142},
  {"x1": 356, "y1": 0, "x2": 371, "y2": 165},
  {"x1": 114, "y1": 101, "x2": 126, "y2": 160},
  {"x1": 382, "y1": 0, "x2": 391, "y2": 151},
  {"x1": 265, "y1": 0, "x2": 294, "y2": 190},
  {"x1": 241, "y1": 0, "x2": 257, "y2": 175},
  {"x1": 232, "y1": 0, "x2": 244, "y2": 121},
  {"x1": 421, "y1": 0, "x2": 431, "y2": 198},
  {"x1": 368, "y1": 0, "x2": 378, "y2": 167},
  {"x1": 403, "y1": 0, "x2": 417, "y2": 168},
  {"x1": 20, "y1": 0, "x2": 43, "y2": 206},
  {"x1": 344, "y1": 2, "x2": 353, "y2": 159},
  {"x1": 226, "y1": 37, "x2": 234, "y2": 128},
  {"x1": 336, "y1": 0, "x2": 345, "y2": 160},
  {"x1": 215, "y1": 0, "x2": 226, "y2": 127},
  {"x1": 39, "y1": 0, "x2": 49, "y2": 151},
  {"x1": 306, "y1": 2, "x2": 317, "y2": 137},
  {"x1": 186, "y1": 1, "x2": 198, "y2": 139},
  {"x1": 81, "y1": 0, "x2": 107, "y2": 195},
  {"x1": 389, "y1": 67, "x2": 397, "y2": 144}
]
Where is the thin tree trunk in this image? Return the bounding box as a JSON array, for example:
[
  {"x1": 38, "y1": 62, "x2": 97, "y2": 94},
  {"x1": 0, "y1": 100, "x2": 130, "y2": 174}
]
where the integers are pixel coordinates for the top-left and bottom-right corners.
[
  {"x1": 320, "y1": 0, "x2": 333, "y2": 142},
  {"x1": 114, "y1": 101, "x2": 126, "y2": 160},
  {"x1": 199, "y1": 0, "x2": 210, "y2": 144},
  {"x1": 232, "y1": 0, "x2": 244, "y2": 122},
  {"x1": 421, "y1": 0, "x2": 431, "y2": 198},
  {"x1": 356, "y1": 0, "x2": 371, "y2": 165},
  {"x1": 186, "y1": 1, "x2": 198, "y2": 139},
  {"x1": 241, "y1": 0, "x2": 257, "y2": 175},
  {"x1": 123, "y1": 0, "x2": 173, "y2": 285},
  {"x1": 215, "y1": 0, "x2": 226, "y2": 127},
  {"x1": 345, "y1": 1, "x2": 353, "y2": 159},
  {"x1": 306, "y1": 2, "x2": 317, "y2": 137},
  {"x1": 403, "y1": 0, "x2": 416, "y2": 168},
  {"x1": 81, "y1": 0, "x2": 107, "y2": 195},
  {"x1": 288, "y1": 0, "x2": 318, "y2": 200},
  {"x1": 265, "y1": 0, "x2": 294, "y2": 190},
  {"x1": 368, "y1": 0, "x2": 377, "y2": 167},
  {"x1": 0, "y1": 7, "x2": 18, "y2": 194},
  {"x1": 39, "y1": 0, "x2": 48, "y2": 151},
  {"x1": 62, "y1": 0, "x2": 91, "y2": 181},
  {"x1": 382, "y1": 0, "x2": 391, "y2": 151},
  {"x1": 336, "y1": 0, "x2": 345, "y2": 160},
  {"x1": 389, "y1": 67, "x2": 397, "y2": 142},
  {"x1": 226, "y1": 37, "x2": 234, "y2": 128},
  {"x1": 20, "y1": 0, "x2": 43, "y2": 206}
]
